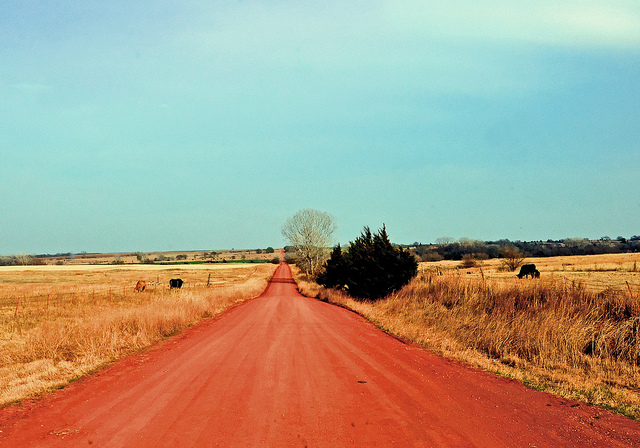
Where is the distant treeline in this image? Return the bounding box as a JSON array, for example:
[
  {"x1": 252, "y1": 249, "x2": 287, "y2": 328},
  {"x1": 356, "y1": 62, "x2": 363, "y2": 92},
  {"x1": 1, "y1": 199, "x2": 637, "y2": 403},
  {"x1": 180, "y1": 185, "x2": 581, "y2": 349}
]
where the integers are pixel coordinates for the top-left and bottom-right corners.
[
  {"x1": 1, "y1": 248, "x2": 278, "y2": 266},
  {"x1": 0, "y1": 252, "x2": 112, "y2": 266},
  {"x1": 0, "y1": 254, "x2": 47, "y2": 266},
  {"x1": 3, "y1": 238, "x2": 639, "y2": 266},
  {"x1": 408, "y1": 236, "x2": 640, "y2": 262}
]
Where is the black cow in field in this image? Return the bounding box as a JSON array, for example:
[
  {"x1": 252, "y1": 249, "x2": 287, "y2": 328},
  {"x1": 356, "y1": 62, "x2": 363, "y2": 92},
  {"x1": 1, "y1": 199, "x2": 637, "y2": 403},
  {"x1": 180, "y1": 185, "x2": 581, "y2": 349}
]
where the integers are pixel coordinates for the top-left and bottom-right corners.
[
  {"x1": 517, "y1": 264, "x2": 540, "y2": 279},
  {"x1": 169, "y1": 278, "x2": 184, "y2": 289}
]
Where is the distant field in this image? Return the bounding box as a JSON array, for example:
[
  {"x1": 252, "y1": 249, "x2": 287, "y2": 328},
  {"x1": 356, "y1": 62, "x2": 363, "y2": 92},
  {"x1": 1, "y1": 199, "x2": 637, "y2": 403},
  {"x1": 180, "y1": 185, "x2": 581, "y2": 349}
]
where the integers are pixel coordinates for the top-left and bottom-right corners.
[
  {"x1": 0, "y1": 263, "x2": 277, "y2": 406},
  {"x1": 421, "y1": 252, "x2": 640, "y2": 293},
  {"x1": 37, "y1": 248, "x2": 277, "y2": 266}
]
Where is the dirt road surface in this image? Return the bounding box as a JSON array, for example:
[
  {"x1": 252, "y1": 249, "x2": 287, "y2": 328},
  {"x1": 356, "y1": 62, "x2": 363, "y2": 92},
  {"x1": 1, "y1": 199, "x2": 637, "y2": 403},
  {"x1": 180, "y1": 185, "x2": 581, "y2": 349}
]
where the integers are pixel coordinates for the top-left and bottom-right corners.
[{"x1": 2, "y1": 263, "x2": 640, "y2": 447}]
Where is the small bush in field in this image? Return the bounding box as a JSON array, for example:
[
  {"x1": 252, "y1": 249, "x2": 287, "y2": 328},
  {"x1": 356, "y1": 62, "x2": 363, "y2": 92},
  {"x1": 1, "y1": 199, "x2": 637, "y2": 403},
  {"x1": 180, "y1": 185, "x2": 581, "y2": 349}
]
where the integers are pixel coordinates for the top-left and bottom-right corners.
[
  {"x1": 459, "y1": 254, "x2": 478, "y2": 268},
  {"x1": 318, "y1": 225, "x2": 418, "y2": 300},
  {"x1": 501, "y1": 245, "x2": 526, "y2": 271},
  {"x1": 422, "y1": 252, "x2": 444, "y2": 262}
]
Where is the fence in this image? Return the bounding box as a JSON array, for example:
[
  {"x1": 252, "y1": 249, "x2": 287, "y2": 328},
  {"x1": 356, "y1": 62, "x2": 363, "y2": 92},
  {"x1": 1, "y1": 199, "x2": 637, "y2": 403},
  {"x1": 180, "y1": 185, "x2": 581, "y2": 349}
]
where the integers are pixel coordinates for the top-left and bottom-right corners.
[
  {"x1": 0, "y1": 281, "x2": 200, "y2": 320},
  {"x1": 3, "y1": 271, "x2": 638, "y2": 322}
]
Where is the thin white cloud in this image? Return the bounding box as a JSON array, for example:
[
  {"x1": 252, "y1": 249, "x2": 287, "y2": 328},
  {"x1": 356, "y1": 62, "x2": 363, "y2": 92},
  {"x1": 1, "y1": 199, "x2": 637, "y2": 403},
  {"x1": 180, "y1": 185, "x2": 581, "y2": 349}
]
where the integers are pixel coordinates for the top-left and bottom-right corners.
[
  {"x1": 9, "y1": 83, "x2": 51, "y2": 91},
  {"x1": 165, "y1": 0, "x2": 638, "y2": 105},
  {"x1": 544, "y1": 4, "x2": 640, "y2": 46},
  {"x1": 382, "y1": 0, "x2": 640, "y2": 49}
]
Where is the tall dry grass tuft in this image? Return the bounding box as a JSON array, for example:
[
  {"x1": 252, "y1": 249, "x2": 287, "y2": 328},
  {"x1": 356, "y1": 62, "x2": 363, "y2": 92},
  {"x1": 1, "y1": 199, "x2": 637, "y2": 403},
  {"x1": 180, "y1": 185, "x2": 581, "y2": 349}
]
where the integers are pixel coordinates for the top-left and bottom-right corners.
[
  {"x1": 307, "y1": 269, "x2": 640, "y2": 419},
  {"x1": 401, "y1": 273, "x2": 639, "y2": 366},
  {"x1": 0, "y1": 264, "x2": 276, "y2": 406}
]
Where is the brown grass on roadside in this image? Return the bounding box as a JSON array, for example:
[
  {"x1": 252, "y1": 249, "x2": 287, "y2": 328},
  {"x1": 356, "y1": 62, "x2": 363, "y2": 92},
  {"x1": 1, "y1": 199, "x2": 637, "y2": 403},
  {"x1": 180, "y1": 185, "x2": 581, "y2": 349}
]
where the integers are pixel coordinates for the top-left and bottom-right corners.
[
  {"x1": 0, "y1": 263, "x2": 277, "y2": 407},
  {"x1": 293, "y1": 255, "x2": 640, "y2": 419}
]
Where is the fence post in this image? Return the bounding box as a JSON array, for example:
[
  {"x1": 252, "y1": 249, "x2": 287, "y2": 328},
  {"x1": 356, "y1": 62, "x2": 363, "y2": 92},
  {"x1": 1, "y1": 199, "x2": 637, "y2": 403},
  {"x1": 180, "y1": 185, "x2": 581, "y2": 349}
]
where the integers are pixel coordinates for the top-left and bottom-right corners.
[{"x1": 627, "y1": 281, "x2": 633, "y2": 299}]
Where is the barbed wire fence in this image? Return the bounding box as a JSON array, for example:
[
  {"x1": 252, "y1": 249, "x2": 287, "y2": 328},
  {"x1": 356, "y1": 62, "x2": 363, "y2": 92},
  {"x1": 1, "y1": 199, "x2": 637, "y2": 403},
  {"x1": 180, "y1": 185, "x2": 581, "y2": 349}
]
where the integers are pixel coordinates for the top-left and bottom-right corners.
[{"x1": 2, "y1": 266, "x2": 638, "y2": 322}]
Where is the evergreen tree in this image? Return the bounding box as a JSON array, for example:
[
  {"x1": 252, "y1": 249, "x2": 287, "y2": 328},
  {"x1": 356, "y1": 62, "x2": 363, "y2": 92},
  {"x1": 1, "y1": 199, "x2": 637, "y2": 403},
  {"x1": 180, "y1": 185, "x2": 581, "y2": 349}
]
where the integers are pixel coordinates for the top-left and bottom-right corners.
[
  {"x1": 319, "y1": 225, "x2": 418, "y2": 300},
  {"x1": 316, "y1": 244, "x2": 347, "y2": 288}
]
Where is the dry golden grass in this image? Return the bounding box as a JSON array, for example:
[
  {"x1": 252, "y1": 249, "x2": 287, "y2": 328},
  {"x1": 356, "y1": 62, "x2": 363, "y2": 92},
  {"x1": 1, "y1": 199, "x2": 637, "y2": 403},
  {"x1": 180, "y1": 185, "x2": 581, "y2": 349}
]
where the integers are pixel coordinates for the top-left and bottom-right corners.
[
  {"x1": 294, "y1": 253, "x2": 640, "y2": 419},
  {"x1": 0, "y1": 263, "x2": 277, "y2": 406},
  {"x1": 423, "y1": 252, "x2": 640, "y2": 289}
]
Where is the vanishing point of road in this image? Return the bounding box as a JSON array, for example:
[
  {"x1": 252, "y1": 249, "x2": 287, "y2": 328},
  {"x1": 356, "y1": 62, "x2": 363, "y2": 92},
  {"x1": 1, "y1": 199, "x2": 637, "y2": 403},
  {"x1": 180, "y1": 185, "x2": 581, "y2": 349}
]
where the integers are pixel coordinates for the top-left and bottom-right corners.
[{"x1": 1, "y1": 262, "x2": 640, "y2": 447}]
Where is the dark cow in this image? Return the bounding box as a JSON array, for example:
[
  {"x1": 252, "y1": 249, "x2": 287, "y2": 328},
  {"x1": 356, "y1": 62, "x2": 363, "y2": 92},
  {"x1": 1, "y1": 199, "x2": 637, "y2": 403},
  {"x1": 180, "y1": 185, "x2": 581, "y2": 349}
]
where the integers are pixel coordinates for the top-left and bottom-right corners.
[
  {"x1": 517, "y1": 264, "x2": 540, "y2": 279},
  {"x1": 134, "y1": 280, "x2": 146, "y2": 292},
  {"x1": 169, "y1": 278, "x2": 183, "y2": 289}
]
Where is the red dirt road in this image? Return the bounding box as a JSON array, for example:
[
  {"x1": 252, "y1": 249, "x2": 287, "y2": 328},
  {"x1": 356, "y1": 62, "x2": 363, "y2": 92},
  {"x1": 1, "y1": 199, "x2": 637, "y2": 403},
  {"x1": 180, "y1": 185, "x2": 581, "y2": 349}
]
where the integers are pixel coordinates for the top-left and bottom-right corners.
[{"x1": 2, "y1": 263, "x2": 640, "y2": 447}]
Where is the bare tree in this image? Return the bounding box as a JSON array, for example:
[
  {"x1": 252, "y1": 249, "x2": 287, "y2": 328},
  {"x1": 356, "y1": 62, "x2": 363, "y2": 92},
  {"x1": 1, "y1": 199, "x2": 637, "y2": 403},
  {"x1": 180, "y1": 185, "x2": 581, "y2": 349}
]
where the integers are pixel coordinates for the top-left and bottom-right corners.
[
  {"x1": 500, "y1": 245, "x2": 525, "y2": 271},
  {"x1": 282, "y1": 209, "x2": 336, "y2": 277},
  {"x1": 15, "y1": 253, "x2": 36, "y2": 266}
]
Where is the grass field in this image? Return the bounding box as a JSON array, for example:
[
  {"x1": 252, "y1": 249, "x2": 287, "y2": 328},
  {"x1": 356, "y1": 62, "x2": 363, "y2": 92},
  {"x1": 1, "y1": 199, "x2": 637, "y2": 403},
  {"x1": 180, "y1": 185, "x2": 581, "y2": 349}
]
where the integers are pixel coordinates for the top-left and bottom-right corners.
[
  {"x1": 34, "y1": 248, "x2": 277, "y2": 266},
  {"x1": 0, "y1": 263, "x2": 277, "y2": 407},
  {"x1": 420, "y1": 252, "x2": 640, "y2": 291},
  {"x1": 295, "y1": 252, "x2": 640, "y2": 419}
]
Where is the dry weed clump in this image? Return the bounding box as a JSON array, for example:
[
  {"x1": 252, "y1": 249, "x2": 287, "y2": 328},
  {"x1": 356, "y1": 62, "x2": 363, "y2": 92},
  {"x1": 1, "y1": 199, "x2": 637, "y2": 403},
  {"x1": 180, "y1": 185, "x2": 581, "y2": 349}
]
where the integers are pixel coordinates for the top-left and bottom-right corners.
[
  {"x1": 290, "y1": 268, "x2": 322, "y2": 298},
  {"x1": 303, "y1": 268, "x2": 640, "y2": 419},
  {"x1": 0, "y1": 264, "x2": 276, "y2": 406}
]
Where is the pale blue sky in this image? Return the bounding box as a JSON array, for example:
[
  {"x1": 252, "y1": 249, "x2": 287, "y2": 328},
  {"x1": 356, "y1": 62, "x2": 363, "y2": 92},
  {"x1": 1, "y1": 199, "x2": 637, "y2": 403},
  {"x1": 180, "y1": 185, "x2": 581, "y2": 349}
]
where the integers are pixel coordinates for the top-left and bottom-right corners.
[{"x1": 1, "y1": 1, "x2": 639, "y2": 254}]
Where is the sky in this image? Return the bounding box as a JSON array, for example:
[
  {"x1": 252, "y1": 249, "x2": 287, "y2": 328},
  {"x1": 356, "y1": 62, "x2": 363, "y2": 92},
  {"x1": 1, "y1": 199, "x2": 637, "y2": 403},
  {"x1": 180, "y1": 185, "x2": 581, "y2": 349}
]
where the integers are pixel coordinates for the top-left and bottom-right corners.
[{"x1": 1, "y1": 0, "x2": 639, "y2": 254}]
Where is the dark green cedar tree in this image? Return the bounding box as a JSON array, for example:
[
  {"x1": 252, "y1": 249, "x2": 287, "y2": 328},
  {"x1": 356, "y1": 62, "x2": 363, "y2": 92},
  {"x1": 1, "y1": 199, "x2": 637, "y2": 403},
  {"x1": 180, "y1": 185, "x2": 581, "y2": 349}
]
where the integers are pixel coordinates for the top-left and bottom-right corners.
[{"x1": 318, "y1": 225, "x2": 418, "y2": 300}]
